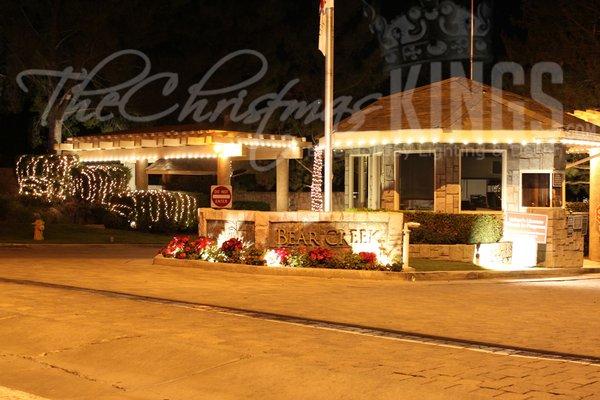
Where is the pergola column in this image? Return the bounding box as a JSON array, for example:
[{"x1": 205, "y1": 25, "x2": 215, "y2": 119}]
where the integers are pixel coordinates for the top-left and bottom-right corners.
[
  {"x1": 276, "y1": 157, "x2": 290, "y2": 211},
  {"x1": 217, "y1": 157, "x2": 232, "y2": 186},
  {"x1": 589, "y1": 149, "x2": 600, "y2": 261},
  {"x1": 135, "y1": 159, "x2": 148, "y2": 190}
]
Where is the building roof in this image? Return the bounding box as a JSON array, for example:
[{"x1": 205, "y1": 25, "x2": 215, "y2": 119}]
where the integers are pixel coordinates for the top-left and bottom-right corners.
[
  {"x1": 59, "y1": 126, "x2": 310, "y2": 162},
  {"x1": 333, "y1": 77, "x2": 600, "y2": 149},
  {"x1": 574, "y1": 110, "x2": 600, "y2": 126}
]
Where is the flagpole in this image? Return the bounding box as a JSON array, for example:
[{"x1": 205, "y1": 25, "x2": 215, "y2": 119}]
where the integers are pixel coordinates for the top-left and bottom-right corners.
[
  {"x1": 323, "y1": 5, "x2": 334, "y2": 212},
  {"x1": 469, "y1": 0, "x2": 475, "y2": 79}
]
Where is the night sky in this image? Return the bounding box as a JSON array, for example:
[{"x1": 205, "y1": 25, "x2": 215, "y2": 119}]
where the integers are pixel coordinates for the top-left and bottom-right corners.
[{"x1": 0, "y1": 0, "x2": 596, "y2": 164}]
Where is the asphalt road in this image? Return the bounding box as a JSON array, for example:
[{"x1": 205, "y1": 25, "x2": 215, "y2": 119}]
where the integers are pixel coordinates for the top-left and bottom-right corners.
[{"x1": 0, "y1": 245, "x2": 599, "y2": 399}]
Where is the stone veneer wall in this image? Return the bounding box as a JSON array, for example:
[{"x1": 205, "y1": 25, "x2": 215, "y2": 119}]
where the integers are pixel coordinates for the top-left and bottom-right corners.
[
  {"x1": 199, "y1": 209, "x2": 404, "y2": 259},
  {"x1": 410, "y1": 244, "x2": 475, "y2": 263},
  {"x1": 409, "y1": 243, "x2": 513, "y2": 267},
  {"x1": 528, "y1": 208, "x2": 585, "y2": 268}
]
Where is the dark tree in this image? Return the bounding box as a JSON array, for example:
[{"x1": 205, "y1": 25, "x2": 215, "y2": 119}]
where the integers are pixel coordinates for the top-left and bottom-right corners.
[{"x1": 503, "y1": 0, "x2": 600, "y2": 110}]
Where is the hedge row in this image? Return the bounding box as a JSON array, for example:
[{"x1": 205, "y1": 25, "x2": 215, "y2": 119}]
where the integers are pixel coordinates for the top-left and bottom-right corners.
[{"x1": 404, "y1": 212, "x2": 503, "y2": 245}]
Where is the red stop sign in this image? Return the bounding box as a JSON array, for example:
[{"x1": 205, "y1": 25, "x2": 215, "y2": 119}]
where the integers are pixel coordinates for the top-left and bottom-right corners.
[{"x1": 211, "y1": 185, "x2": 232, "y2": 209}]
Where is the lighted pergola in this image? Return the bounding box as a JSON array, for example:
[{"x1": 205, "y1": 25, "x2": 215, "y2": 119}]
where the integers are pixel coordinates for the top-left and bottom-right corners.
[{"x1": 57, "y1": 125, "x2": 311, "y2": 211}]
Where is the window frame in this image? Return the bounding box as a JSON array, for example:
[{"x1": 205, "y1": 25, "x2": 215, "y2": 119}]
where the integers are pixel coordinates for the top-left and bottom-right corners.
[
  {"x1": 459, "y1": 149, "x2": 507, "y2": 214},
  {"x1": 519, "y1": 169, "x2": 554, "y2": 210},
  {"x1": 370, "y1": 152, "x2": 384, "y2": 210},
  {"x1": 393, "y1": 150, "x2": 436, "y2": 211},
  {"x1": 347, "y1": 153, "x2": 370, "y2": 209}
]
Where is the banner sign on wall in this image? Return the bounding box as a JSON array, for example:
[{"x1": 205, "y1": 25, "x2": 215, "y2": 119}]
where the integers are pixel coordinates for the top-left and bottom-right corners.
[{"x1": 504, "y1": 212, "x2": 548, "y2": 244}]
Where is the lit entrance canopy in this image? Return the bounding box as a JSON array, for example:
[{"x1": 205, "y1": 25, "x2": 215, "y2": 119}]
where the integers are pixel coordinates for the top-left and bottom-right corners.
[
  {"x1": 57, "y1": 124, "x2": 311, "y2": 212},
  {"x1": 145, "y1": 159, "x2": 217, "y2": 176},
  {"x1": 330, "y1": 77, "x2": 600, "y2": 150},
  {"x1": 57, "y1": 124, "x2": 310, "y2": 163}
]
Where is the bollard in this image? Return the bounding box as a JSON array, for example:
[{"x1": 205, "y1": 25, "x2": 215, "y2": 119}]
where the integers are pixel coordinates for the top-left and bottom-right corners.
[{"x1": 402, "y1": 222, "x2": 421, "y2": 270}]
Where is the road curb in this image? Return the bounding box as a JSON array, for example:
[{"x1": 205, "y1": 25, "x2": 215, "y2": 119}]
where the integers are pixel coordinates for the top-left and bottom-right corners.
[
  {"x1": 0, "y1": 243, "x2": 163, "y2": 248},
  {"x1": 153, "y1": 256, "x2": 600, "y2": 282}
]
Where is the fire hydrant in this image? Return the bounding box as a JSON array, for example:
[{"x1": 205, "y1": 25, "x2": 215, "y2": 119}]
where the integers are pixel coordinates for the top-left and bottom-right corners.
[
  {"x1": 402, "y1": 222, "x2": 421, "y2": 271},
  {"x1": 33, "y1": 218, "x2": 45, "y2": 241}
]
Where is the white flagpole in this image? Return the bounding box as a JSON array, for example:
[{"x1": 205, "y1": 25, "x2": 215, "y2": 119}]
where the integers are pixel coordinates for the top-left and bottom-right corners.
[
  {"x1": 323, "y1": 4, "x2": 334, "y2": 212},
  {"x1": 469, "y1": 0, "x2": 475, "y2": 79}
]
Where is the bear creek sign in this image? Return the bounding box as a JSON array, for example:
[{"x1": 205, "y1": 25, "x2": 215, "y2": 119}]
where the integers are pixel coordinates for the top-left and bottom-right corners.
[
  {"x1": 199, "y1": 209, "x2": 404, "y2": 257},
  {"x1": 269, "y1": 222, "x2": 387, "y2": 249}
]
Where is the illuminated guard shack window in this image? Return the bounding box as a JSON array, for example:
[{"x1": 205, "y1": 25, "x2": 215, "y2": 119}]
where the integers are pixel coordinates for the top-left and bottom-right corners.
[
  {"x1": 521, "y1": 172, "x2": 562, "y2": 208},
  {"x1": 396, "y1": 153, "x2": 434, "y2": 210},
  {"x1": 461, "y1": 152, "x2": 503, "y2": 211}
]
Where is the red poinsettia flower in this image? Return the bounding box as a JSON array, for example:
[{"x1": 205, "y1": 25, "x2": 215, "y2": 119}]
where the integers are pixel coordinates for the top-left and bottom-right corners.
[
  {"x1": 274, "y1": 247, "x2": 291, "y2": 264},
  {"x1": 359, "y1": 252, "x2": 377, "y2": 265},
  {"x1": 193, "y1": 237, "x2": 215, "y2": 252},
  {"x1": 309, "y1": 247, "x2": 333, "y2": 263},
  {"x1": 221, "y1": 238, "x2": 243, "y2": 255}
]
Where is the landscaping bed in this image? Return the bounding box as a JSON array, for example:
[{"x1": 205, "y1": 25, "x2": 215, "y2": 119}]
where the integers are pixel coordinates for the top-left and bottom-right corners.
[{"x1": 159, "y1": 236, "x2": 403, "y2": 271}]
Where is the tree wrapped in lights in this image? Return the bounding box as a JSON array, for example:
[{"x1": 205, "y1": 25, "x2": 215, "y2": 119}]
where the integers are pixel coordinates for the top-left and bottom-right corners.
[
  {"x1": 310, "y1": 147, "x2": 324, "y2": 211},
  {"x1": 16, "y1": 155, "x2": 80, "y2": 202},
  {"x1": 71, "y1": 164, "x2": 131, "y2": 205},
  {"x1": 108, "y1": 190, "x2": 197, "y2": 232}
]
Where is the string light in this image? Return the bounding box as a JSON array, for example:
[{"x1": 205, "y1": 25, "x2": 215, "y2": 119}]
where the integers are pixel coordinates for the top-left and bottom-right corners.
[
  {"x1": 72, "y1": 164, "x2": 129, "y2": 205},
  {"x1": 16, "y1": 155, "x2": 79, "y2": 202},
  {"x1": 310, "y1": 147, "x2": 324, "y2": 212},
  {"x1": 108, "y1": 190, "x2": 197, "y2": 230}
]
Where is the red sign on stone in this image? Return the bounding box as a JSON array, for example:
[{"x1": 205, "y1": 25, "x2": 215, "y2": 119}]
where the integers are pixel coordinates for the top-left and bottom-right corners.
[
  {"x1": 211, "y1": 185, "x2": 233, "y2": 209},
  {"x1": 504, "y1": 212, "x2": 548, "y2": 244}
]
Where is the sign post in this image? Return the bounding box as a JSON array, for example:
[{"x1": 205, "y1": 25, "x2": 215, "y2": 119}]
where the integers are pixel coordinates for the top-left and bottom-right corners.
[{"x1": 211, "y1": 185, "x2": 233, "y2": 209}]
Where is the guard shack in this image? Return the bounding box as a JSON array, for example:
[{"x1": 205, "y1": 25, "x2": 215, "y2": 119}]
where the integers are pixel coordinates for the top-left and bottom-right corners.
[{"x1": 329, "y1": 77, "x2": 600, "y2": 268}]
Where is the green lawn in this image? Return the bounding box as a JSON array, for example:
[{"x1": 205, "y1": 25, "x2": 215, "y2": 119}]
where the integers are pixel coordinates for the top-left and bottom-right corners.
[
  {"x1": 409, "y1": 259, "x2": 484, "y2": 272},
  {"x1": 0, "y1": 223, "x2": 173, "y2": 244}
]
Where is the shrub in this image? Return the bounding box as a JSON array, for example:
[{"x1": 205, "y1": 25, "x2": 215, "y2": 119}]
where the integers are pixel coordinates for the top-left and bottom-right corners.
[
  {"x1": 308, "y1": 247, "x2": 334, "y2": 267},
  {"x1": 109, "y1": 190, "x2": 197, "y2": 233},
  {"x1": 160, "y1": 236, "x2": 265, "y2": 265},
  {"x1": 469, "y1": 214, "x2": 503, "y2": 244},
  {"x1": 233, "y1": 201, "x2": 271, "y2": 211},
  {"x1": 221, "y1": 238, "x2": 244, "y2": 258},
  {"x1": 566, "y1": 202, "x2": 589, "y2": 213},
  {"x1": 0, "y1": 196, "x2": 14, "y2": 220},
  {"x1": 71, "y1": 164, "x2": 130, "y2": 205},
  {"x1": 286, "y1": 251, "x2": 311, "y2": 268},
  {"x1": 404, "y1": 212, "x2": 503, "y2": 244},
  {"x1": 16, "y1": 155, "x2": 79, "y2": 202}
]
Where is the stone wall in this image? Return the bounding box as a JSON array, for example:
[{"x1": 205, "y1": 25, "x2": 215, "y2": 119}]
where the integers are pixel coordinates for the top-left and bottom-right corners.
[
  {"x1": 529, "y1": 208, "x2": 585, "y2": 268},
  {"x1": 234, "y1": 191, "x2": 345, "y2": 211},
  {"x1": 199, "y1": 209, "x2": 404, "y2": 260},
  {"x1": 410, "y1": 243, "x2": 513, "y2": 267},
  {"x1": 410, "y1": 244, "x2": 475, "y2": 263},
  {"x1": 434, "y1": 145, "x2": 460, "y2": 213},
  {"x1": 505, "y1": 144, "x2": 566, "y2": 212}
]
